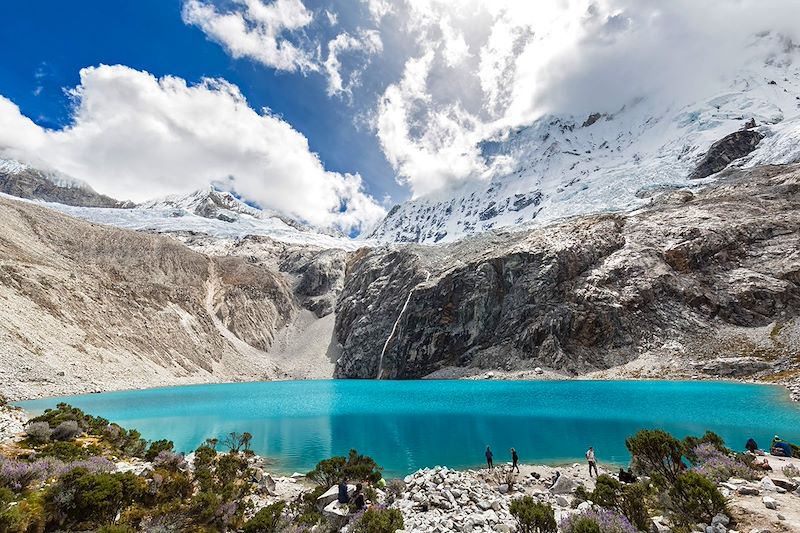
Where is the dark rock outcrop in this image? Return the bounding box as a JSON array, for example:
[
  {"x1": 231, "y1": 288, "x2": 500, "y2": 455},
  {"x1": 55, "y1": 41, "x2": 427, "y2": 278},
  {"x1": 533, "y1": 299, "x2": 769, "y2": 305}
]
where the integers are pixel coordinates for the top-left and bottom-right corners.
[
  {"x1": 689, "y1": 130, "x2": 764, "y2": 179},
  {"x1": 335, "y1": 165, "x2": 800, "y2": 379}
]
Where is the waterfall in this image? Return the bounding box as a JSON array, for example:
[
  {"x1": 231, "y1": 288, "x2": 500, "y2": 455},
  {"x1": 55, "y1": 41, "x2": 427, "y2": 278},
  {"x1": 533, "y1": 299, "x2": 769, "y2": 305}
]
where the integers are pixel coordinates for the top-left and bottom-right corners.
[{"x1": 376, "y1": 271, "x2": 430, "y2": 379}]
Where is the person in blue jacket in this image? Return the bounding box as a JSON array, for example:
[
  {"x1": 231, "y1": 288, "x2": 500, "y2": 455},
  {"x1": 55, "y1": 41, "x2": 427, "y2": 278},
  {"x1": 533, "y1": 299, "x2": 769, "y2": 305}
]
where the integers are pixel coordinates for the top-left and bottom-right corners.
[{"x1": 485, "y1": 446, "x2": 494, "y2": 469}]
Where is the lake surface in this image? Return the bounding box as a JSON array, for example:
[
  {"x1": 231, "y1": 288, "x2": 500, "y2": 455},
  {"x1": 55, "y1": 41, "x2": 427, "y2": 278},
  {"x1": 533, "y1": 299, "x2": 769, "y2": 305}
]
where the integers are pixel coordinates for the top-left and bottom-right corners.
[{"x1": 18, "y1": 380, "x2": 800, "y2": 477}]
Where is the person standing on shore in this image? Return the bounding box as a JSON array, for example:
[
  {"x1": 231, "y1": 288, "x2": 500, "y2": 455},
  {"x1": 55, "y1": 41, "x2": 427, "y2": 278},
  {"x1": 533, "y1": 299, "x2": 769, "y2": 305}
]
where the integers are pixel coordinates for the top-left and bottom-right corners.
[
  {"x1": 511, "y1": 447, "x2": 520, "y2": 473},
  {"x1": 485, "y1": 446, "x2": 494, "y2": 469},
  {"x1": 586, "y1": 446, "x2": 598, "y2": 477}
]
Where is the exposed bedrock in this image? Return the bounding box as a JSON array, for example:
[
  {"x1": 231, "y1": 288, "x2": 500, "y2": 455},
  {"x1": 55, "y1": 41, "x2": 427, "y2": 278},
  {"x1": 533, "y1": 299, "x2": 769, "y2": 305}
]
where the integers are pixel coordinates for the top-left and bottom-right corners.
[{"x1": 335, "y1": 165, "x2": 800, "y2": 379}]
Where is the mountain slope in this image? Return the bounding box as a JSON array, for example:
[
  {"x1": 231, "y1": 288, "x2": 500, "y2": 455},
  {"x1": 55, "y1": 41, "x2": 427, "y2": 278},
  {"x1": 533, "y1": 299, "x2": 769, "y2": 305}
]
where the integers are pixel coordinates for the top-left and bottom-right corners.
[
  {"x1": 0, "y1": 194, "x2": 345, "y2": 399},
  {"x1": 370, "y1": 34, "x2": 800, "y2": 244},
  {"x1": 337, "y1": 164, "x2": 800, "y2": 387}
]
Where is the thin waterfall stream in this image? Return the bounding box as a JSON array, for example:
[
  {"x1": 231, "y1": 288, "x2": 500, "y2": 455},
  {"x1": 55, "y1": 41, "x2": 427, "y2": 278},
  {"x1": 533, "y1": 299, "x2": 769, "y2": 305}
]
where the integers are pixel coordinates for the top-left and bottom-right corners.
[{"x1": 376, "y1": 271, "x2": 430, "y2": 379}]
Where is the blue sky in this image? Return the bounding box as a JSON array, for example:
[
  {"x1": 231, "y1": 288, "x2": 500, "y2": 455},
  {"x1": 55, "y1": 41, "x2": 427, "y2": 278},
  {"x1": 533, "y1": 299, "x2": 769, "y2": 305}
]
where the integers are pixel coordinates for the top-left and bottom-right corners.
[
  {"x1": 0, "y1": 0, "x2": 795, "y2": 233},
  {"x1": 0, "y1": 0, "x2": 405, "y2": 205}
]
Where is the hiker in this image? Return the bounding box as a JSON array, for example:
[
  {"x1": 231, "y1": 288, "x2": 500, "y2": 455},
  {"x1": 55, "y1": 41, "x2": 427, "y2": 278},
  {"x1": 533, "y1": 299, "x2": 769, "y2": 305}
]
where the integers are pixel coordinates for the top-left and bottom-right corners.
[
  {"x1": 352, "y1": 483, "x2": 365, "y2": 510},
  {"x1": 771, "y1": 436, "x2": 793, "y2": 457},
  {"x1": 586, "y1": 446, "x2": 598, "y2": 477},
  {"x1": 745, "y1": 438, "x2": 759, "y2": 453},
  {"x1": 337, "y1": 479, "x2": 350, "y2": 504},
  {"x1": 618, "y1": 467, "x2": 636, "y2": 483},
  {"x1": 511, "y1": 447, "x2": 520, "y2": 473},
  {"x1": 485, "y1": 446, "x2": 494, "y2": 469}
]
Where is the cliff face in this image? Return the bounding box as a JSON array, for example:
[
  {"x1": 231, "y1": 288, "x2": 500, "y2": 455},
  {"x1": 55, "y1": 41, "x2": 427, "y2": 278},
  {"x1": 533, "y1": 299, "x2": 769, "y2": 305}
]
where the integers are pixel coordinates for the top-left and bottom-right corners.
[{"x1": 335, "y1": 165, "x2": 800, "y2": 380}]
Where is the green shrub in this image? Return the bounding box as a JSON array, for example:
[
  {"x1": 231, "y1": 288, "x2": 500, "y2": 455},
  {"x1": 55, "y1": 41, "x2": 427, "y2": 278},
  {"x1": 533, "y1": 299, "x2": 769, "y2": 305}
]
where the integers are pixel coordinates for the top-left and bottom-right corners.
[
  {"x1": 667, "y1": 471, "x2": 728, "y2": 528},
  {"x1": 683, "y1": 431, "x2": 728, "y2": 464},
  {"x1": 96, "y1": 525, "x2": 137, "y2": 533},
  {"x1": 580, "y1": 474, "x2": 650, "y2": 531},
  {"x1": 243, "y1": 501, "x2": 286, "y2": 533},
  {"x1": 307, "y1": 449, "x2": 383, "y2": 486},
  {"x1": 509, "y1": 496, "x2": 557, "y2": 533},
  {"x1": 350, "y1": 507, "x2": 404, "y2": 533},
  {"x1": 625, "y1": 429, "x2": 685, "y2": 486},
  {"x1": 145, "y1": 439, "x2": 174, "y2": 462},
  {"x1": 46, "y1": 468, "x2": 144, "y2": 529},
  {"x1": 563, "y1": 516, "x2": 601, "y2": 533},
  {"x1": 0, "y1": 491, "x2": 46, "y2": 533},
  {"x1": 38, "y1": 441, "x2": 91, "y2": 461},
  {"x1": 290, "y1": 485, "x2": 327, "y2": 527}
]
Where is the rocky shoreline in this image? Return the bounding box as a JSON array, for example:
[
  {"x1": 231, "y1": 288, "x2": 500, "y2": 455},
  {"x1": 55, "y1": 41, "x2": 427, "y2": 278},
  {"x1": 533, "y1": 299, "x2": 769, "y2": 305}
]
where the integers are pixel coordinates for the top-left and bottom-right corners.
[{"x1": 4, "y1": 373, "x2": 799, "y2": 404}]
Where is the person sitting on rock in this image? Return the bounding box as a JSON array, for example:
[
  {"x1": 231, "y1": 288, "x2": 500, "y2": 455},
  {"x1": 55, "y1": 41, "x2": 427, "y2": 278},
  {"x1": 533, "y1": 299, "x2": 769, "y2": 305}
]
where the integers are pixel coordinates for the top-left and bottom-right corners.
[
  {"x1": 745, "y1": 437, "x2": 759, "y2": 453},
  {"x1": 511, "y1": 448, "x2": 520, "y2": 473},
  {"x1": 337, "y1": 479, "x2": 350, "y2": 504},
  {"x1": 351, "y1": 483, "x2": 365, "y2": 510},
  {"x1": 618, "y1": 467, "x2": 636, "y2": 483},
  {"x1": 485, "y1": 446, "x2": 494, "y2": 469}
]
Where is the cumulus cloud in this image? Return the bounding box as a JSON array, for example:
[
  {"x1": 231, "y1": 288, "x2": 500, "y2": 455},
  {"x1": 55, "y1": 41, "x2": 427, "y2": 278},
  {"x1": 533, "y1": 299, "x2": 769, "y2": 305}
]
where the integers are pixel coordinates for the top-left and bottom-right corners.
[
  {"x1": 182, "y1": 0, "x2": 317, "y2": 72},
  {"x1": 371, "y1": 0, "x2": 800, "y2": 198},
  {"x1": 0, "y1": 65, "x2": 384, "y2": 233},
  {"x1": 184, "y1": 0, "x2": 384, "y2": 103}
]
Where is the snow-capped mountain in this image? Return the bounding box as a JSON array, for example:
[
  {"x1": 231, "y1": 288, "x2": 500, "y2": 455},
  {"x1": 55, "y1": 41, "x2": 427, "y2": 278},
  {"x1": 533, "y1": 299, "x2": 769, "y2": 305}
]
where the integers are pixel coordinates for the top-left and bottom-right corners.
[
  {"x1": 0, "y1": 158, "x2": 128, "y2": 208},
  {"x1": 370, "y1": 34, "x2": 800, "y2": 244},
  {"x1": 0, "y1": 158, "x2": 360, "y2": 249},
  {"x1": 33, "y1": 187, "x2": 361, "y2": 250}
]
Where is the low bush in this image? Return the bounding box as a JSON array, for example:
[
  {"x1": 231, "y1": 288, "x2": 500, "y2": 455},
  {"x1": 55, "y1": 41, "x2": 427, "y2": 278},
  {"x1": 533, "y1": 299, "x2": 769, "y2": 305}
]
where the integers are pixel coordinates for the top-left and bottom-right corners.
[
  {"x1": 350, "y1": 507, "x2": 404, "y2": 533},
  {"x1": 307, "y1": 449, "x2": 383, "y2": 486},
  {"x1": 46, "y1": 468, "x2": 145, "y2": 530},
  {"x1": 290, "y1": 485, "x2": 327, "y2": 528},
  {"x1": 690, "y1": 443, "x2": 756, "y2": 482},
  {"x1": 666, "y1": 471, "x2": 728, "y2": 528},
  {"x1": 560, "y1": 508, "x2": 637, "y2": 533},
  {"x1": 243, "y1": 501, "x2": 286, "y2": 533},
  {"x1": 783, "y1": 464, "x2": 800, "y2": 478},
  {"x1": 683, "y1": 431, "x2": 728, "y2": 464},
  {"x1": 145, "y1": 439, "x2": 174, "y2": 462},
  {"x1": 625, "y1": 429, "x2": 685, "y2": 486},
  {"x1": 384, "y1": 479, "x2": 406, "y2": 504},
  {"x1": 509, "y1": 496, "x2": 557, "y2": 533},
  {"x1": 577, "y1": 474, "x2": 650, "y2": 531},
  {"x1": 38, "y1": 441, "x2": 94, "y2": 462},
  {"x1": 25, "y1": 421, "x2": 51, "y2": 444},
  {"x1": 51, "y1": 420, "x2": 81, "y2": 441}
]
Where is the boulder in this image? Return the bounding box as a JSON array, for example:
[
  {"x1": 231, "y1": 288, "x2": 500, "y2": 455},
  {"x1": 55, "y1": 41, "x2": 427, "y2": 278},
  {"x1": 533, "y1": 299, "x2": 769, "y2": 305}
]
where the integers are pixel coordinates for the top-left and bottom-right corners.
[
  {"x1": 317, "y1": 484, "x2": 354, "y2": 508},
  {"x1": 770, "y1": 477, "x2": 798, "y2": 492},
  {"x1": 759, "y1": 477, "x2": 777, "y2": 492},
  {"x1": 738, "y1": 485, "x2": 760, "y2": 496},
  {"x1": 550, "y1": 475, "x2": 577, "y2": 494},
  {"x1": 711, "y1": 514, "x2": 730, "y2": 527},
  {"x1": 762, "y1": 496, "x2": 778, "y2": 510}
]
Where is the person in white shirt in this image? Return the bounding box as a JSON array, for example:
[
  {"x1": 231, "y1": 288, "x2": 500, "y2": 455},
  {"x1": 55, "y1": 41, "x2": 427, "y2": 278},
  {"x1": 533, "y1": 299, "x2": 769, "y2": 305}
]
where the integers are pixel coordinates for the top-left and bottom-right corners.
[{"x1": 586, "y1": 446, "x2": 598, "y2": 477}]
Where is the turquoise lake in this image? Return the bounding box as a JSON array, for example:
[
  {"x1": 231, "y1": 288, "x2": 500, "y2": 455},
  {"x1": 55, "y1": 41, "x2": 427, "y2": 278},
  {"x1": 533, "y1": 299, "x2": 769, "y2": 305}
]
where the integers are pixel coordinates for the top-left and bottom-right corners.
[{"x1": 17, "y1": 380, "x2": 800, "y2": 477}]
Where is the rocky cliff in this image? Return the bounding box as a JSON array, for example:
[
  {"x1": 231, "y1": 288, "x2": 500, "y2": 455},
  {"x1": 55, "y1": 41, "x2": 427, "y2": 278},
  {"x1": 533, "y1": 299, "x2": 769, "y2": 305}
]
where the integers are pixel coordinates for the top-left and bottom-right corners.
[{"x1": 335, "y1": 165, "x2": 800, "y2": 383}]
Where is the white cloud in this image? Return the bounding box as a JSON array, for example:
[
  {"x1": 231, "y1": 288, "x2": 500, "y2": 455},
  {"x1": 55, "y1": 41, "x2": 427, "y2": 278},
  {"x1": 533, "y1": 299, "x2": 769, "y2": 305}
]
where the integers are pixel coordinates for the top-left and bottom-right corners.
[
  {"x1": 0, "y1": 65, "x2": 384, "y2": 233},
  {"x1": 182, "y1": 0, "x2": 317, "y2": 72},
  {"x1": 371, "y1": 0, "x2": 800, "y2": 199},
  {"x1": 324, "y1": 30, "x2": 383, "y2": 97}
]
